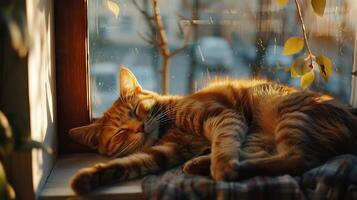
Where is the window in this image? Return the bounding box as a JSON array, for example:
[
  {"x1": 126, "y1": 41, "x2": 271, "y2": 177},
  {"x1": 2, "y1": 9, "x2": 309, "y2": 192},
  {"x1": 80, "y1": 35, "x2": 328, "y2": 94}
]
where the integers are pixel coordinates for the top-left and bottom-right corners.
[
  {"x1": 37, "y1": 1, "x2": 357, "y2": 198},
  {"x1": 119, "y1": 16, "x2": 133, "y2": 32},
  {"x1": 88, "y1": 0, "x2": 357, "y2": 118},
  {"x1": 56, "y1": 0, "x2": 357, "y2": 153},
  {"x1": 55, "y1": 0, "x2": 90, "y2": 153}
]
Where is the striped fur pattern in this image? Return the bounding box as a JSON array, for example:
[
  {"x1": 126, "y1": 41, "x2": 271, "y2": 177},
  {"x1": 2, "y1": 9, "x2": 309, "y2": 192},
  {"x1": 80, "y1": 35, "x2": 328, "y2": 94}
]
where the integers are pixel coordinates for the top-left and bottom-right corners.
[{"x1": 69, "y1": 68, "x2": 357, "y2": 194}]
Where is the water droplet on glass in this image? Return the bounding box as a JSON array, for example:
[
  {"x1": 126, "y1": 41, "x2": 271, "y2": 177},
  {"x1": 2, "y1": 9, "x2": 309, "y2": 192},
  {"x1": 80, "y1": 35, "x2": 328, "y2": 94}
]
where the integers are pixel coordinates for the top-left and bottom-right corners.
[
  {"x1": 197, "y1": 45, "x2": 205, "y2": 62},
  {"x1": 209, "y1": 16, "x2": 214, "y2": 24}
]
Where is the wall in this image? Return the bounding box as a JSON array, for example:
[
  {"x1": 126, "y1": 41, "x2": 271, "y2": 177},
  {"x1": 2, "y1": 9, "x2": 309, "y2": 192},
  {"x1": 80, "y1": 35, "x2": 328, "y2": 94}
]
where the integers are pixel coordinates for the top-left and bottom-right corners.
[{"x1": 26, "y1": 0, "x2": 57, "y2": 195}]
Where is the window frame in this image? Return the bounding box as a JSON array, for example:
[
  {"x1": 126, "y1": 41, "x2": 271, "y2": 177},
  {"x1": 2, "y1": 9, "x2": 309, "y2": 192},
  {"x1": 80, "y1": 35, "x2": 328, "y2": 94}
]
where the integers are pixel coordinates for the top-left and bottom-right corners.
[
  {"x1": 55, "y1": 0, "x2": 92, "y2": 153},
  {"x1": 55, "y1": 0, "x2": 357, "y2": 154}
]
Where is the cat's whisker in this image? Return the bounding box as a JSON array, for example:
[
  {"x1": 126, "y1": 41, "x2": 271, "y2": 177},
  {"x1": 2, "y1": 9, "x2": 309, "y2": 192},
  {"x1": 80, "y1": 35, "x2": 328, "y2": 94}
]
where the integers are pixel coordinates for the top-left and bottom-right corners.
[
  {"x1": 149, "y1": 110, "x2": 191, "y2": 123},
  {"x1": 149, "y1": 116, "x2": 172, "y2": 125},
  {"x1": 148, "y1": 105, "x2": 172, "y2": 120},
  {"x1": 112, "y1": 139, "x2": 139, "y2": 158},
  {"x1": 149, "y1": 112, "x2": 170, "y2": 123},
  {"x1": 149, "y1": 105, "x2": 164, "y2": 119}
]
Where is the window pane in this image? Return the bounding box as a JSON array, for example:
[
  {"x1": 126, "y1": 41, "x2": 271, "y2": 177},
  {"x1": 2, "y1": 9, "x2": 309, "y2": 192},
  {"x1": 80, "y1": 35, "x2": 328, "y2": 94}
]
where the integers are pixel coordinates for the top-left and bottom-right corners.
[{"x1": 88, "y1": 0, "x2": 356, "y2": 118}]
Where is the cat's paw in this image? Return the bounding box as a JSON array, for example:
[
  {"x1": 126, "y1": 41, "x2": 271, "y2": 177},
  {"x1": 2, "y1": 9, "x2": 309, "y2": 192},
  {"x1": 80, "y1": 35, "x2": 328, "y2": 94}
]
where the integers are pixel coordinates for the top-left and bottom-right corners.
[
  {"x1": 71, "y1": 163, "x2": 127, "y2": 194},
  {"x1": 183, "y1": 155, "x2": 211, "y2": 176},
  {"x1": 211, "y1": 158, "x2": 239, "y2": 181},
  {"x1": 71, "y1": 167, "x2": 100, "y2": 195}
]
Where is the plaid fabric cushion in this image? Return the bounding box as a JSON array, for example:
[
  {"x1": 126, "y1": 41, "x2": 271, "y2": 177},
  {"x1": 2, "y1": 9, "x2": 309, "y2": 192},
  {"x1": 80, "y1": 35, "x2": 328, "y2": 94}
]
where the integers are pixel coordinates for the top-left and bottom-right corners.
[
  {"x1": 142, "y1": 155, "x2": 357, "y2": 200},
  {"x1": 301, "y1": 154, "x2": 357, "y2": 200},
  {"x1": 142, "y1": 167, "x2": 302, "y2": 200}
]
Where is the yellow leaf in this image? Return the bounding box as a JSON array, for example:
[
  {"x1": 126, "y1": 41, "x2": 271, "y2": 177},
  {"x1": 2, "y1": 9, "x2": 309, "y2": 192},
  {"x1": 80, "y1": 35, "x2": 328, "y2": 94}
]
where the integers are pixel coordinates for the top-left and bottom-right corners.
[
  {"x1": 282, "y1": 37, "x2": 304, "y2": 55},
  {"x1": 290, "y1": 66, "x2": 299, "y2": 77},
  {"x1": 107, "y1": 0, "x2": 120, "y2": 19},
  {"x1": 311, "y1": 0, "x2": 326, "y2": 17},
  {"x1": 291, "y1": 58, "x2": 308, "y2": 77},
  {"x1": 276, "y1": 0, "x2": 289, "y2": 7},
  {"x1": 315, "y1": 55, "x2": 332, "y2": 82},
  {"x1": 301, "y1": 70, "x2": 315, "y2": 89}
]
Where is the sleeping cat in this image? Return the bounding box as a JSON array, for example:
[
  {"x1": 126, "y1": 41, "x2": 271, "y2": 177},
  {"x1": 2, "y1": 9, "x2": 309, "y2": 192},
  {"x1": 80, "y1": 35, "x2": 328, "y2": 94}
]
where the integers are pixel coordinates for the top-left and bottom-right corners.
[{"x1": 69, "y1": 67, "x2": 357, "y2": 194}]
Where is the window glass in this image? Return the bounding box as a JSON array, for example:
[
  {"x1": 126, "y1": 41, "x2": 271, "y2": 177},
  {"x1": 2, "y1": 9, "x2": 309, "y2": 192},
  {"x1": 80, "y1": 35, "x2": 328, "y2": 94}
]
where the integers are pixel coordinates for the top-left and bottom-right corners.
[{"x1": 88, "y1": 0, "x2": 356, "y2": 118}]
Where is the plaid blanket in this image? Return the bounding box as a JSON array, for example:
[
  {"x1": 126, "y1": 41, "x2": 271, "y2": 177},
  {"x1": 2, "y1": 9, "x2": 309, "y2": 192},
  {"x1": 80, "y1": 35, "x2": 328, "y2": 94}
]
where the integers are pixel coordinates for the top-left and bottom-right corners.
[{"x1": 142, "y1": 154, "x2": 357, "y2": 200}]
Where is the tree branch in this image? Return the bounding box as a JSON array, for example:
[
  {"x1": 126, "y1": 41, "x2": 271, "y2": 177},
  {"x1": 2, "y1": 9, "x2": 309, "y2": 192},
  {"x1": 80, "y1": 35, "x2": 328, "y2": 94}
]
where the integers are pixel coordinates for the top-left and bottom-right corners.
[
  {"x1": 169, "y1": 23, "x2": 192, "y2": 58},
  {"x1": 152, "y1": 0, "x2": 171, "y2": 94},
  {"x1": 294, "y1": 0, "x2": 314, "y2": 63},
  {"x1": 132, "y1": 0, "x2": 156, "y2": 32},
  {"x1": 138, "y1": 31, "x2": 159, "y2": 47},
  {"x1": 132, "y1": 0, "x2": 192, "y2": 94}
]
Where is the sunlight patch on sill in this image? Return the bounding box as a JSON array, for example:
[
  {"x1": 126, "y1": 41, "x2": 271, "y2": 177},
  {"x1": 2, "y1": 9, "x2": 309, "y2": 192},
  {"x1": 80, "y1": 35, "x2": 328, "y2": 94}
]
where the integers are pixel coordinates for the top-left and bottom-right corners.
[{"x1": 39, "y1": 154, "x2": 143, "y2": 200}]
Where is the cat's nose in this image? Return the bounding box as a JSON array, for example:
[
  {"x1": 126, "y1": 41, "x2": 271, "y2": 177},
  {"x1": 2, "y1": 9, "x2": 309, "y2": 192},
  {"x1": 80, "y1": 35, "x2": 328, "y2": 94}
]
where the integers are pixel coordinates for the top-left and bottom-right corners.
[{"x1": 134, "y1": 123, "x2": 144, "y2": 133}]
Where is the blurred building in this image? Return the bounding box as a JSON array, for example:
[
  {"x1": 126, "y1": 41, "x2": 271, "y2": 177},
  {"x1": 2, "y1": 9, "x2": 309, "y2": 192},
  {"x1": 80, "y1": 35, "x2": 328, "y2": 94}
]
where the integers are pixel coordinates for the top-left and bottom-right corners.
[{"x1": 88, "y1": 0, "x2": 183, "y2": 47}]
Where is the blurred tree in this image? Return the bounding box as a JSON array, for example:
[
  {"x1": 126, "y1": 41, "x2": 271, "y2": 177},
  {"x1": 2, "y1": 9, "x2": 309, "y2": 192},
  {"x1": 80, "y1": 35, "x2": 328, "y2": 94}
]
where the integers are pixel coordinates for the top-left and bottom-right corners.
[{"x1": 132, "y1": 0, "x2": 193, "y2": 94}]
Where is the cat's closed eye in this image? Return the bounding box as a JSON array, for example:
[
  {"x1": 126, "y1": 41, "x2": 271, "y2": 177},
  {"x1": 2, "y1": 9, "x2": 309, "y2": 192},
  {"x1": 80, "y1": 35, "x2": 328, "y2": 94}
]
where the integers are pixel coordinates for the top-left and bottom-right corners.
[{"x1": 118, "y1": 128, "x2": 129, "y2": 134}]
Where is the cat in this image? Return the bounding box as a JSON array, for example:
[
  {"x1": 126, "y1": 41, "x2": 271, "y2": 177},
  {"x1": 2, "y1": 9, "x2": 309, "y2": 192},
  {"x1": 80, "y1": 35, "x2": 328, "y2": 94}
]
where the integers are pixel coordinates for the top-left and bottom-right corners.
[{"x1": 69, "y1": 67, "x2": 357, "y2": 194}]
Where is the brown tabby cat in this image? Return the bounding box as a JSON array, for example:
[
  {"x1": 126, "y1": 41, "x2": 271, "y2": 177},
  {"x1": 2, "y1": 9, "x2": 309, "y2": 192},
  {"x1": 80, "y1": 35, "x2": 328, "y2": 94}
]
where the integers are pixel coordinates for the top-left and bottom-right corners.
[{"x1": 69, "y1": 67, "x2": 357, "y2": 194}]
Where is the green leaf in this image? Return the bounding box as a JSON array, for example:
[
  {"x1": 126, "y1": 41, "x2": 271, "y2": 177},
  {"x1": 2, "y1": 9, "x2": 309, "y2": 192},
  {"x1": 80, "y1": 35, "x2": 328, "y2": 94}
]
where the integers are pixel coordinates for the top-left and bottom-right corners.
[
  {"x1": 0, "y1": 111, "x2": 14, "y2": 157},
  {"x1": 276, "y1": 0, "x2": 289, "y2": 7},
  {"x1": 0, "y1": 163, "x2": 7, "y2": 200},
  {"x1": 0, "y1": 162, "x2": 15, "y2": 200},
  {"x1": 107, "y1": 0, "x2": 120, "y2": 19},
  {"x1": 0, "y1": 111, "x2": 12, "y2": 140},
  {"x1": 315, "y1": 55, "x2": 332, "y2": 81},
  {"x1": 282, "y1": 37, "x2": 304, "y2": 55},
  {"x1": 291, "y1": 58, "x2": 309, "y2": 77},
  {"x1": 311, "y1": 0, "x2": 326, "y2": 17},
  {"x1": 301, "y1": 70, "x2": 315, "y2": 89}
]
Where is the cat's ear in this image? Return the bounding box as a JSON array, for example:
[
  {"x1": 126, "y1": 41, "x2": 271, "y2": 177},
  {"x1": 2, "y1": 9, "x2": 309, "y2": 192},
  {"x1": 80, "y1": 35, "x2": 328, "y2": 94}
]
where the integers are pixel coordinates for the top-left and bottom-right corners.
[
  {"x1": 119, "y1": 67, "x2": 142, "y2": 97},
  {"x1": 69, "y1": 123, "x2": 101, "y2": 149}
]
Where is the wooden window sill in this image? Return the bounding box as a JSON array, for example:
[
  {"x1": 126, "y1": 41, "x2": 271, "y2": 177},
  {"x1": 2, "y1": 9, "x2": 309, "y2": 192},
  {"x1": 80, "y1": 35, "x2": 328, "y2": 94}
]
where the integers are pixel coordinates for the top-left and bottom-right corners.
[{"x1": 39, "y1": 153, "x2": 144, "y2": 200}]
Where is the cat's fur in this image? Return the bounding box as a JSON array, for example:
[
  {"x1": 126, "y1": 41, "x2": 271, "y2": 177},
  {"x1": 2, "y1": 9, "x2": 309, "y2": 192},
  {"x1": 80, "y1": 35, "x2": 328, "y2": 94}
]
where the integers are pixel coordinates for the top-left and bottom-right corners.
[{"x1": 69, "y1": 67, "x2": 357, "y2": 194}]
